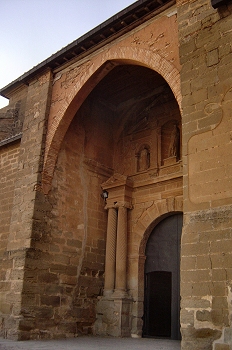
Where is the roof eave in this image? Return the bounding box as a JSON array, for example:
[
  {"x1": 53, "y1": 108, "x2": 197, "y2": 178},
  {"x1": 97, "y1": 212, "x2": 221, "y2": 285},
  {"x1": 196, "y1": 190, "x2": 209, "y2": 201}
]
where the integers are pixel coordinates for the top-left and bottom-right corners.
[{"x1": 0, "y1": 0, "x2": 175, "y2": 99}]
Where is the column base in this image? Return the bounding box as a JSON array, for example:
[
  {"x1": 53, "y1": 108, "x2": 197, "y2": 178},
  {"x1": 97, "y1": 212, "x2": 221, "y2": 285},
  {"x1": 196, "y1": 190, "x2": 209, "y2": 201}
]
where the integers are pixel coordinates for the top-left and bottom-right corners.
[
  {"x1": 112, "y1": 289, "x2": 128, "y2": 299},
  {"x1": 103, "y1": 289, "x2": 114, "y2": 297},
  {"x1": 94, "y1": 295, "x2": 132, "y2": 337}
]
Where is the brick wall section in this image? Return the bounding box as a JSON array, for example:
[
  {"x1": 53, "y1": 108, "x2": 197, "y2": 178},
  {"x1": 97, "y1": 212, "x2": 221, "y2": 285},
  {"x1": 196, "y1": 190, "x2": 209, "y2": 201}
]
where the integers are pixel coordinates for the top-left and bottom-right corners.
[
  {"x1": 177, "y1": 0, "x2": 232, "y2": 349},
  {"x1": 0, "y1": 141, "x2": 20, "y2": 337}
]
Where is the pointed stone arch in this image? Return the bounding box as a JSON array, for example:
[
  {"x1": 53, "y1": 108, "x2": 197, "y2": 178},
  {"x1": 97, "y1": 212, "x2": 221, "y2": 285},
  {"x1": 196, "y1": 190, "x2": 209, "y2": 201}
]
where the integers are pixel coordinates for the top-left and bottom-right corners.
[{"x1": 42, "y1": 46, "x2": 181, "y2": 193}]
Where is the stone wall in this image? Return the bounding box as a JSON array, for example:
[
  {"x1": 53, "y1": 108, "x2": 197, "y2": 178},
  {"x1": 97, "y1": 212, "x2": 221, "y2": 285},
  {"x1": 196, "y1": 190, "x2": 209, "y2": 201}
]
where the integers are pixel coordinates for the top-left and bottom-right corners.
[
  {"x1": 0, "y1": 88, "x2": 27, "y2": 142},
  {"x1": 41, "y1": 112, "x2": 109, "y2": 337},
  {"x1": 177, "y1": 0, "x2": 232, "y2": 349},
  {"x1": 0, "y1": 141, "x2": 20, "y2": 338},
  {"x1": 0, "y1": 70, "x2": 53, "y2": 340}
]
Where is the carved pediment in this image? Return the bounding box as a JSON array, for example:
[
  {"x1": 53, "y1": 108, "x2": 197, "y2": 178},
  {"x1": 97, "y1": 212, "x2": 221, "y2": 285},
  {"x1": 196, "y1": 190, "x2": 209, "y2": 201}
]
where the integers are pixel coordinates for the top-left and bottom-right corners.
[
  {"x1": 102, "y1": 173, "x2": 127, "y2": 187},
  {"x1": 102, "y1": 173, "x2": 133, "y2": 190}
]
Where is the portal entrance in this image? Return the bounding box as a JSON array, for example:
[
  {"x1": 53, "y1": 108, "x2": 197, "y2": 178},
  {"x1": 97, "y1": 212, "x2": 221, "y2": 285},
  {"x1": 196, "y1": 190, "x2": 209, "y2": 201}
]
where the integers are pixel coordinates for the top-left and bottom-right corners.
[{"x1": 143, "y1": 213, "x2": 183, "y2": 340}]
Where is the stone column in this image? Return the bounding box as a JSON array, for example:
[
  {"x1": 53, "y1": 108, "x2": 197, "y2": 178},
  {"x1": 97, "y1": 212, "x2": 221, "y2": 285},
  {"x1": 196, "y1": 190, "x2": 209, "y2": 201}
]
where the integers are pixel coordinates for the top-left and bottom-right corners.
[
  {"x1": 114, "y1": 205, "x2": 128, "y2": 296},
  {"x1": 95, "y1": 175, "x2": 133, "y2": 336},
  {"x1": 157, "y1": 126, "x2": 162, "y2": 168},
  {"x1": 104, "y1": 207, "x2": 117, "y2": 296}
]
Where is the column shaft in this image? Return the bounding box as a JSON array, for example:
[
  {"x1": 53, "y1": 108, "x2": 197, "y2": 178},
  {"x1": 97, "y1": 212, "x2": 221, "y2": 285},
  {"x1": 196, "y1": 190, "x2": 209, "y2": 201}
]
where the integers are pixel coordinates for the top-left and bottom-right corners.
[
  {"x1": 115, "y1": 206, "x2": 127, "y2": 292},
  {"x1": 104, "y1": 207, "x2": 117, "y2": 295}
]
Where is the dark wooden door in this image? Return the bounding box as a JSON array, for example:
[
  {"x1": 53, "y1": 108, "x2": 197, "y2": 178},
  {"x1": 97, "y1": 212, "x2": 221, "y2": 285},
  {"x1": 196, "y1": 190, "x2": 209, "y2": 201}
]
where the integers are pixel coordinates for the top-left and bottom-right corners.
[{"x1": 143, "y1": 213, "x2": 182, "y2": 340}]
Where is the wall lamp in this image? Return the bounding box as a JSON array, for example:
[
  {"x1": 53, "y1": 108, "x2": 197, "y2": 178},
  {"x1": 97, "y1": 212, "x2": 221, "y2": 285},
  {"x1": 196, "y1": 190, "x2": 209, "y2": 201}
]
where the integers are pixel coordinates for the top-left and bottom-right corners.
[{"x1": 101, "y1": 190, "x2": 108, "y2": 200}]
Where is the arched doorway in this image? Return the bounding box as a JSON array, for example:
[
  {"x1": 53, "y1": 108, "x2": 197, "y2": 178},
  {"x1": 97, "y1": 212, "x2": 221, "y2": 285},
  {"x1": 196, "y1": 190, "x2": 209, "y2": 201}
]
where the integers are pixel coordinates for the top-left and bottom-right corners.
[{"x1": 143, "y1": 213, "x2": 183, "y2": 340}]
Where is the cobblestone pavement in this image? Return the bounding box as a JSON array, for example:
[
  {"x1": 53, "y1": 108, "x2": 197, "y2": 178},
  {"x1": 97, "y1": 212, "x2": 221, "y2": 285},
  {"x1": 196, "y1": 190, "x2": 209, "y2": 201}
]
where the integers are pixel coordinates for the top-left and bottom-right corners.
[{"x1": 0, "y1": 336, "x2": 180, "y2": 350}]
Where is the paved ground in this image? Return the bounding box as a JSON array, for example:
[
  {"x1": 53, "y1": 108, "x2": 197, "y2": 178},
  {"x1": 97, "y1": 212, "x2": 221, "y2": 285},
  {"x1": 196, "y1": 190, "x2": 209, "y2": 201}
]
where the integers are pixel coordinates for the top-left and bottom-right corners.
[{"x1": 0, "y1": 336, "x2": 180, "y2": 350}]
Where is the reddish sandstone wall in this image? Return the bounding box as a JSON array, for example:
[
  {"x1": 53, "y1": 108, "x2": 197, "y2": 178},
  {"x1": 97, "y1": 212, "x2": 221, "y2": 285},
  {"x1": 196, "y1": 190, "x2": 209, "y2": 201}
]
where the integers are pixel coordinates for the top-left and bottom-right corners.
[
  {"x1": 0, "y1": 70, "x2": 53, "y2": 340},
  {"x1": 44, "y1": 112, "x2": 110, "y2": 336},
  {"x1": 0, "y1": 141, "x2": 20, "y2": 337},
  {"x1": 0, "y1": 87, "x2": 27, "y2": 141},
  {"x1": 177, "y1": 0, "x2": 232, "y2": 349}
]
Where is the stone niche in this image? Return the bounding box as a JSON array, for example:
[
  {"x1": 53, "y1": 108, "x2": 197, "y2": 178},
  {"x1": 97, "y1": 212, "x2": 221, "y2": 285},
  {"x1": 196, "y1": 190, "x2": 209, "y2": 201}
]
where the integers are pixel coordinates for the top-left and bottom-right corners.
[{"x1": 159, "y1": 119, "x2": 181, "y2": 176}]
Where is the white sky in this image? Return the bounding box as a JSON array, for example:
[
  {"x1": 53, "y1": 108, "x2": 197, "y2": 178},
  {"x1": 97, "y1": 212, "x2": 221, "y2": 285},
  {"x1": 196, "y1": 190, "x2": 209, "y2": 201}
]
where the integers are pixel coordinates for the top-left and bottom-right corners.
[{"x1": 0, "y1": 0, "x2": 136, "y2": 108}]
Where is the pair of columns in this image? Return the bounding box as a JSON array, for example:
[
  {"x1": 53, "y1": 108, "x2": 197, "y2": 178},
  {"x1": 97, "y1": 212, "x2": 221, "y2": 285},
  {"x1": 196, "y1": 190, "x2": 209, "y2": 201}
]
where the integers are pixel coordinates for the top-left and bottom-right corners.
[{"x1": 104, "y1": 204, "x2": 130, "y2": 297}]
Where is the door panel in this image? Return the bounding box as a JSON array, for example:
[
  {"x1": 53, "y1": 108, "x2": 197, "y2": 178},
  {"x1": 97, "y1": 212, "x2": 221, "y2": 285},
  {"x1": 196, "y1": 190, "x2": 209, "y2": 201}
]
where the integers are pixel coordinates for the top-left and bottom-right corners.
[
  {"x1": 146, "y1": 271, "x2": 172, "y2": 337},
  {"x1": 143, "y1": 213, "x2": 182, "y2": 340}
]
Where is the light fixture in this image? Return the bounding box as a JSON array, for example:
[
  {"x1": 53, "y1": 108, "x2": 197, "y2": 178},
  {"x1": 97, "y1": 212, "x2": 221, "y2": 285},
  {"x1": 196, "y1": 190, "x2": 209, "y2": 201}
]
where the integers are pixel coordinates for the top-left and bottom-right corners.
[{"x1": 101, "y1": 190, "x2": 108, "y2": 200}]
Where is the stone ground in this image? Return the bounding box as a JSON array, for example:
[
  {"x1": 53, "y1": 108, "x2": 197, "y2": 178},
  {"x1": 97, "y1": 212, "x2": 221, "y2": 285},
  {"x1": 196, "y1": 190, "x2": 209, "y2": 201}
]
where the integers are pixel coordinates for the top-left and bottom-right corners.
[{"x1": 0, "y1": 336, "x2": 180, "y2": 350}]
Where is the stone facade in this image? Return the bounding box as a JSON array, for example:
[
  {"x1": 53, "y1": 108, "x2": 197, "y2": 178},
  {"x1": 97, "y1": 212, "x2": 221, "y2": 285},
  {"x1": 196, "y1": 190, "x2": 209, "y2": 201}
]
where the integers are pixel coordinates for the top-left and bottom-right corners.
[
  {"x1": 0, "y1": 0, "x2": 232, "y2": 349},
  {"x1": 178, "y1": 0, "x2": 232, "y2": 349}
]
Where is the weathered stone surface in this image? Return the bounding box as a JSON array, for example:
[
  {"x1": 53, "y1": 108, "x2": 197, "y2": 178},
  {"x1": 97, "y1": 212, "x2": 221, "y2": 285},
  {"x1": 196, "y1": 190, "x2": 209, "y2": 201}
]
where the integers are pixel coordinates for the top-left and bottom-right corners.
[
  {"x1": 0, "y1": 96, "x2": 26, "y2": 141},
  {"x1": 178, "y1": 0, "x2": 232, "y2": 348},
  {"x1": 214, "y1": 345, "x2": 230, "y2": 350},
  {"x1": 0, "y1": 0, "x2": 231, "y2": 347}
]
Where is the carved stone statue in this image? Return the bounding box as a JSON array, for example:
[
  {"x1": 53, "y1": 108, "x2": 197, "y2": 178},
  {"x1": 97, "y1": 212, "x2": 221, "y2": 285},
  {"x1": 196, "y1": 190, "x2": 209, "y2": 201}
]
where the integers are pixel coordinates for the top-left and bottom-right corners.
[
  {"x1": 138, "y1": 147, "x2": 150, "y2": 171},
  {"x1": 168, "y1": 124, "x2": 180, "y2": 158}
]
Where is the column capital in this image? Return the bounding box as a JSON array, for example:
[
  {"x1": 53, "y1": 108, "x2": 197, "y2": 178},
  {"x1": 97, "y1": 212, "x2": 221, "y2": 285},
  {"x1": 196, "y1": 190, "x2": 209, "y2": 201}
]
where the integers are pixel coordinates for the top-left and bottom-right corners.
[
  {"x1": 115, "y1": 201, "x2": 133, "y2": 210},
  {"x1": 101, "y1": 173, "x2": 133, "y2": 210},
  {"x1": 104, "y1": 201, "x2": 133, "y2": 210},
  {"x1": 104, "y1": 203, "x2": 117, "y2": 210}
]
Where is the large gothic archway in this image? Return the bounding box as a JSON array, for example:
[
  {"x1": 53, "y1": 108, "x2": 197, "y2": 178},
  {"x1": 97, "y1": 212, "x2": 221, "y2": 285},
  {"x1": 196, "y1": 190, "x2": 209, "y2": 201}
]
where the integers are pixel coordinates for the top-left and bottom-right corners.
[
  {"x1": 43, "y1": 57, "x2": 183, "y2": 337},
  {"x1": 42, "y1": 46, "x2": 181, "y2": 193}
]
